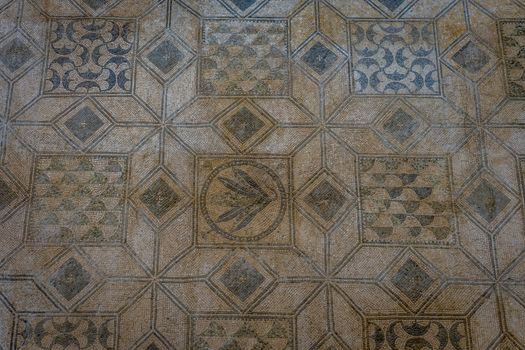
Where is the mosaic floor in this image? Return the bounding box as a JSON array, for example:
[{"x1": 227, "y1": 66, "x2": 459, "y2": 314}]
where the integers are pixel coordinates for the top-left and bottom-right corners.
[{"x1": 0, "y1": 0, "x2": 525, "y2": 349}]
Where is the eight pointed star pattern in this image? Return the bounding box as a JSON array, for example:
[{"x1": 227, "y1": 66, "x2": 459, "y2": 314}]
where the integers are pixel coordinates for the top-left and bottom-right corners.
[{"x1": 0, "y1": 0, "x2": 524, "y2": 349}]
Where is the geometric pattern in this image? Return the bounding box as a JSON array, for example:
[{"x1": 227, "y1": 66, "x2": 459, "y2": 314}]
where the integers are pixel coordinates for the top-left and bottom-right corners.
[
  {"x1": 49, "y1": 257, "x2": 92, "y2": 301},
  {"x1": 0, "y1": 177, "x2": 17, "y2": 212},
  {"x1": 359, "y1": 156, "x2": 456, "y2": 244},
  {"x1": 500, "y1": 21, "x2": 525, "y2": 96},
  {"x1": 458, "y1": 172, "x2": 519, "y2": 232},
  {"x1": 16, "y1": 315, "x2": 116, "y2": 349},
  {"x1": 382, "y1": 250, "x2": 440, "y2": 312},
  {"x1": 141, "y1": 32, "x2": 194, "y2": 81},
  {"x1": 147, "y1": 40, "x2": 185, "y2": 74},
  {"x1": 191, "y1": 316, "x2": 292, "y2": 350},
  {"x1": 451, "y1": 41, "x2": 490, "y2": 74},
  {"x1": 223, "y1": 0, "x2": 268, "y2": 16},
  {"x1": 370, "y1": 0, "x2": 417, "y2": 16},
  {"x1": 27, "y1": 155, "x2": 128, "y2": 242},
  {"x1": 374, "y1": 100, "x2": 430, "y2": 151},
  {"x1": 40, "y1": 249, "x2": 101, "y2": 309},
  {"x1": 297, "y1": 171, "x2": 353, "y2": 230},
  {"x1": 215, "y1": 100, "x2": 276, "y2": 152},
  {"x1": 294, "y1": 35, "x2": 347, "y2": 82},
  {"x1": 210, "y1": 249, "x2": 274, "y2": 310},
  {"x1": 130, "y1": 169, "x2": 190, "y2": 227},
  {"x1": 44, "y1": 18, "x2": 136, "y2": 94},
  {"x1": 199, "y1": 19, "x2": 289, "y2": 96},
  {"x1": 0, "y1": 0, "x2": 524, "y2": 349},
  {"x1": 219, "y1": 257, "x2": 265, "y2": 301},
  {"x1": 445, "y1": 36, "x2": 497, "y2": 81},
  {"x1": 64, "y1": 106, "x2": 105, "y2": 142},
  {"x1": 391, "y1": 258, "x2": 434, "y2": 302},
  {"x1": 351, "y1": 21, "x2": 440, "y2": 94},
  {"x1": 367, "y1": 318, "x2": 468, "y2": 350},
  {"x1": 54, "y1": 98, "x2": 113, "y2": 150},
  {"x1": 0, "y1": 37, "x2": 34, "y2": 75},
  {"x1": 301, "y1": 42, "x2": 338, "y2": 75},
  {"x1": 74, "y1": 0, "x2": 120, "y2": 14}
]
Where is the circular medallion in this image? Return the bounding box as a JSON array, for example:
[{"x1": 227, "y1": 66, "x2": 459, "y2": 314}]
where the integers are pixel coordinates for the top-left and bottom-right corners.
[{"x1": 200, "y1": 160, "x2": 286, "y2": 242}]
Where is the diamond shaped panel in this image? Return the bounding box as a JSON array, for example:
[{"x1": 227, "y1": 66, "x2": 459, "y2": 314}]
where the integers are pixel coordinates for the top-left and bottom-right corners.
[
  {"x1": 210, "y1": 250, "x2": 274, "y2": 309},
  {"x1": 131, "y1": 169, "x2": 190, "y2": 226},
  {"x1": 297, "y1": 172, "x2": 353, "y2": 230},
  {"x1": 459, "y1": 173, "x2": 518, "y2": 231}
]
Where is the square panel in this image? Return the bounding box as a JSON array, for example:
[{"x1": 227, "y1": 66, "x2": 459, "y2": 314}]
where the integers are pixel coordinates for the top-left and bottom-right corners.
[
  {"x1": 43, "y1": 18, "x2": 136, "y2": 94},
  {"x1": 350, "y1": 21, "x2": 440, "y2": 95},
  {"x1": 366, "y1": 318, "x2": 469, "y2": 350},
  {"x1": 27, "y1": 155, "x2": 128, "y2": 242},
  {"x1": 191, "y1": 316, "x2": 293, "y2": 349},
  {"x1": 16, "y1": 315, "x2": 116, "y2": 349},
  {"x1": 196, "y1": 157, "x2": 291, "y2": 245},
  {"x1": 500, "y1": 20, "x2": 525, "y2": 97},
  {"x1": 358, "y1": 156, "x2": 456, "y2": 245},
  {"x1": 199, "y1": 19, "x2": 289, "y2": 96}
]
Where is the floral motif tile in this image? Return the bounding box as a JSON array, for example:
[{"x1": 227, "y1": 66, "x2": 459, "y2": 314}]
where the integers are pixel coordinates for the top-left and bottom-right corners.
[
  {"x1": 44, "y1": 18, "x2": 136, "y2": 94},
  {"x1": 350, "y1": 21, "x2": 440, "y2": 95}
]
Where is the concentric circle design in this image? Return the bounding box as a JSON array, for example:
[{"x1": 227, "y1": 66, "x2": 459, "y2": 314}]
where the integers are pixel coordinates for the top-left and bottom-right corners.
[{"x1": 200, "y1": 160, "x2": 286, "y2": 242}]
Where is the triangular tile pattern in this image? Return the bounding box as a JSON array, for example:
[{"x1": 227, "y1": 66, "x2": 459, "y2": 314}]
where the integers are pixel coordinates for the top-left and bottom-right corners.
[
  {"x1": 199, "y1": 19, "x2": 289, "y2": 96},
  {"x1": 73, "y1": 0, "x2": 122, "y2": 15},
  {"x1": 501, "y1": 21, "x2": 525, "y2": 97},
  {"x1": 27, "y1": 155, "x2": 128, "y2": 242},
  {"x1": 358, "y1": 156, "x2": 456, "y2": 245},
  {"x1": 219, "y1": 0, "x2": 270, "y2": 16},
  {"x1": 0, "y1": 169, "x2": 23, "y2": 217},
  {"x1": 192, "y1": 316, "x2": 292, "y2": 350},
  {"x1": 369, "y1": 0, "x2": 419, "y2": 16}
]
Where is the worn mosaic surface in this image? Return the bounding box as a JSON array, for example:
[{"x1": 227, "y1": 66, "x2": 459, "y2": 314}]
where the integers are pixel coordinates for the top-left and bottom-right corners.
[{"x1": 0, "y1": 0, "x2": 524, "y2": 349}]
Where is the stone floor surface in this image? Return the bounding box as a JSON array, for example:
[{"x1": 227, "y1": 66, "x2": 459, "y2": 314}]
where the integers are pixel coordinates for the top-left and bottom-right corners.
[{"x1": 0, "y1": 0, "x2": 524, "y2": 349}]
